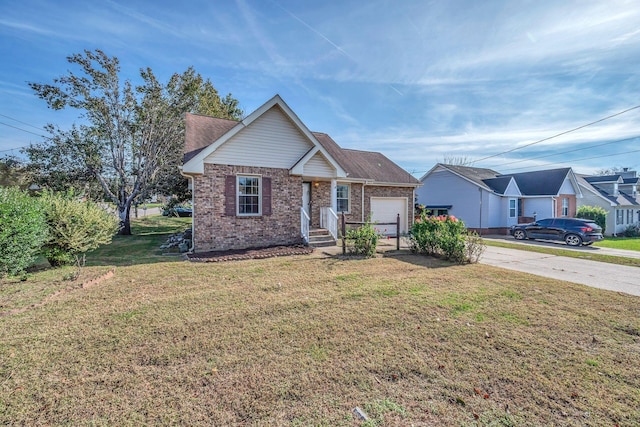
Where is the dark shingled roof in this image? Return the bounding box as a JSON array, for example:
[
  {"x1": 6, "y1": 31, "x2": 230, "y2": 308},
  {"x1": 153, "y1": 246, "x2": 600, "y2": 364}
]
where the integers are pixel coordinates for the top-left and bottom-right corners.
[
  {"x1": 183, "y1": 113, "x2": 240, "y2": 163},
  {"x1": 482, "y1": 176, "x2": 512, "y2": 194},
  {"x1": 577, "y1": 174, "x2": 640, "y2": 206},
  {"x1": 183, "y1": 113, "x2": 419, "y2": 185},
  {"x1": 438, "y1": 164, "x2": 573, "y2": 196},
  {"x1": 584, "y1": 175, "x2": 622, "y2": 184},
  {"x1": 312, "y1": 132, "x2": 419, "y2": 184},
  {"x1": 499, "y1": 168, "x2": 572, "y2": 196},
  {"x1": 440, "y1": 164, "x2": 501, "y2": 189}
]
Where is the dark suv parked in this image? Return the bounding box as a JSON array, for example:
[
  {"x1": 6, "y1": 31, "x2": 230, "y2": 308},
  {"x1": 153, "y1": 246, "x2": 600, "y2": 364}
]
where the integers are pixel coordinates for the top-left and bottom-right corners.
[{"x1": 509, "y1": 218, "x2": 603, "y2": 246}]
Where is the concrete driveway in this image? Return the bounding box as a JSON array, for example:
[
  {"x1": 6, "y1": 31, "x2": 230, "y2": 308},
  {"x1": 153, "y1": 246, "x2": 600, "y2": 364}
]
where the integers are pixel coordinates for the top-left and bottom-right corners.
[{"x1": 481, "y1": 237, "x2": 640, "y2": 297}]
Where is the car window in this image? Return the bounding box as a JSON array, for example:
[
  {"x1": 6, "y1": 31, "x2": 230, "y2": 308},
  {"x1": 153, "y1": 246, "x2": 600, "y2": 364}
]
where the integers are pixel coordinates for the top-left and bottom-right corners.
[
  {"x1": 536, "y1": 219, "x2": 553, "y2": 227},
  {"x1": 553, "y1": 219, "x2": 566, "y2": 228}
]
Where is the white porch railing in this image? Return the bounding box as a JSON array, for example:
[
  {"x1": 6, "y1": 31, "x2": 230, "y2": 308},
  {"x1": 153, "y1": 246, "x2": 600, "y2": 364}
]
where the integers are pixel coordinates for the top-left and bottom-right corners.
[
  {"x1": 301, "y1": 208, "x2": 310, "y2": 244},
  {"x1": 320, "y1": 207, "x2": 338, "y2": 240}
]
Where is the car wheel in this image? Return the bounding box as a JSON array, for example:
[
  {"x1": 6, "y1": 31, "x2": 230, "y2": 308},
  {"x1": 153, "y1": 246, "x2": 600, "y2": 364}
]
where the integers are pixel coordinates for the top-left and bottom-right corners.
[
  {"x1": 513, "y1": 229, "x2": 527, "y2": 240},
  {"x1": 565, "y1": 234, "x2": 582, "y2": 246}
]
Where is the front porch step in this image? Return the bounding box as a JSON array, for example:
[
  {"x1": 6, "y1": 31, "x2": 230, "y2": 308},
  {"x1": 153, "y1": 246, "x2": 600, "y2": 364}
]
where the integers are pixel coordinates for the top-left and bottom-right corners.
[{"x1": 308, "y1": 228, "x2": 336, "y2": 247}]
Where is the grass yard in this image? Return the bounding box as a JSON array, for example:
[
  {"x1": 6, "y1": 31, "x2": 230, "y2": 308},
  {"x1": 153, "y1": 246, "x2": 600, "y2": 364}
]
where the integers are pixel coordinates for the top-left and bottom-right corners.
[
  {"x1": 87, "y1": 215, "x2": 192, "y2": 266},
  {"x1": 595, "y1": 237, "x2": 640, "y2": 251},
  {"x1": 1, "y1": 217, "x2": 640, "y2": 425}
]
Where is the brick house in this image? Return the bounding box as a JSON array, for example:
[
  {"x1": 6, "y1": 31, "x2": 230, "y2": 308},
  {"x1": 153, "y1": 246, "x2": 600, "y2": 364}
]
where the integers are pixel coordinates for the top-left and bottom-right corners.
[{"x1": 180, "y1": 95, "x2": 420, "y2": 252}]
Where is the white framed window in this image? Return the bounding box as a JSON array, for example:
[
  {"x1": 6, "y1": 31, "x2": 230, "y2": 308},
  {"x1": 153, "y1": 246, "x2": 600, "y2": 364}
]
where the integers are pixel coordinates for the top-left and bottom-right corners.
[
  {"x1": 628, "y1": 209, "x2": 633, "y2": 224},
  {"x1": 509, "y1": 199, "x2": 516, "y2": 218},
  {"x1": 336, "y1": 184, "x2": 350, "y2": 213},
  {"x1": 616, "y1": 209, "x2": 623, "y2": 225},
  {"x1": 237, "y1": 175, "x2": 261, "y2": 216},
  {"x1": 562, "y1": 198, "x2": 569, "y2": 217}
]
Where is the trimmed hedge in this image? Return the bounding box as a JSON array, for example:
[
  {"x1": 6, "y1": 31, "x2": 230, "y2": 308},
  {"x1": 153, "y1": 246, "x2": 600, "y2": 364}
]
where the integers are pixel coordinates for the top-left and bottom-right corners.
[
  {"x1": 408, "y1": 214, "x2": 484, "y2": 263},
  {"x1": 0, "y1": 187, "x2": 48, "y2": 278}
]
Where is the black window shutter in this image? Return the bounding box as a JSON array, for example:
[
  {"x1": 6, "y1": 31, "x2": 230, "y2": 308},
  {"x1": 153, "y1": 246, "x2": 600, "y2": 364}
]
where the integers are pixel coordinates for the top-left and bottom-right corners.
[
  {"x1": 262, "y1": 177, "x2": 272, "y2": 216},
  {"x1": 224, "y1": 175, "x2": 236, "y2": 216}
]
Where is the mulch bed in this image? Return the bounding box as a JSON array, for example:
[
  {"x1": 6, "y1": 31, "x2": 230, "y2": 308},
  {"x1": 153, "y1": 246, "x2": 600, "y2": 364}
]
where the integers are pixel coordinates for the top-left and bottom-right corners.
[{"x1": 187, "y1": 245, "x2": 314, "y2": 262}]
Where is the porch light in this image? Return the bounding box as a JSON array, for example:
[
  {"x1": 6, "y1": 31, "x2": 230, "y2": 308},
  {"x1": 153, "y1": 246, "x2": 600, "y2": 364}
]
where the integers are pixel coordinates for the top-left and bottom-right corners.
[{"x1": 314, "y1": 182, "x2": 319, "y2": 187}]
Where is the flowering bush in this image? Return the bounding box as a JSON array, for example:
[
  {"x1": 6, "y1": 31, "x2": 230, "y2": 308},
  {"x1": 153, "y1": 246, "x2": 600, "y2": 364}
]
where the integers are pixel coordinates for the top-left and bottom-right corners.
[{"x1": 408, "y1": 213, "x2": 484, "y2": 263}]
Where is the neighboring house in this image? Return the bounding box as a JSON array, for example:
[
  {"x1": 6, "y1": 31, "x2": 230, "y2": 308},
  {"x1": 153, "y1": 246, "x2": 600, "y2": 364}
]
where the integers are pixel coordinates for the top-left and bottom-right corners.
[
  {"x1": 576, "y1": 168, "x2": 640, "y2": 235},
  {"x1": 180, "y1": 95, "x2": 420, "y2": 252},
  {"x1": 416, "y1": 164, "x2": 582, "y2": 234}
]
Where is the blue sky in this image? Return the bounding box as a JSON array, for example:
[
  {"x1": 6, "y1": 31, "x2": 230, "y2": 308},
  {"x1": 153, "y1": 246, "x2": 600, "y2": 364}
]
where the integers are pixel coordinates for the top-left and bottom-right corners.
[{"x1": 1, "y1": 0, "x2": 640, "y2": 177}]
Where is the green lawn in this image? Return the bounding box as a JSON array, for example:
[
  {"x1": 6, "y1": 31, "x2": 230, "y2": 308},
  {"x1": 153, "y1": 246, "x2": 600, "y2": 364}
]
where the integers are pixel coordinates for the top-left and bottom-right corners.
[
  {"x1": 86, "y1": 215, "x2": 192, "y2": 266},
  {"x1": 1, "y1": 218, "x2": 639, "y2": 425},
  {"x1": 595, "y1": 237, "x2": 640, "y2": 251}
]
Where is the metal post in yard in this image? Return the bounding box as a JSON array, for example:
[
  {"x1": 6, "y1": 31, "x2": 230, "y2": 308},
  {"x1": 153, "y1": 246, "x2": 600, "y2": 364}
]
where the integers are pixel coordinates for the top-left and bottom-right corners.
[
  {"x1": 341, "y1": 213, "x2": 346, "y2": 255},
  {"x1": 396, "y1": 213, "x2": 400, "y2": 251}
]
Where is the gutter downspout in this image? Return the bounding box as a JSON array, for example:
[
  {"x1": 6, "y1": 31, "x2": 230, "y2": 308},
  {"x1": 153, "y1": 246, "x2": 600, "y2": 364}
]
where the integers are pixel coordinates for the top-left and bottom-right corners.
[
  {"x1": 478, "y1": 187, "x2": 483, "y2": 235},
  {"x1": 361, "y1": 183, "x2": 365, "y2": 222},
  {"x1": 179, "y1": 167, "x2": 195, "y2": 253}
]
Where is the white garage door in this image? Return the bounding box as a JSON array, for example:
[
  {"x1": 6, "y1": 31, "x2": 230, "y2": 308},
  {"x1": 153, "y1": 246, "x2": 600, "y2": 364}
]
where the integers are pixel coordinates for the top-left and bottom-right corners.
[{"x1": 370, "y1": 197, "x2": 407, "y2": 236}]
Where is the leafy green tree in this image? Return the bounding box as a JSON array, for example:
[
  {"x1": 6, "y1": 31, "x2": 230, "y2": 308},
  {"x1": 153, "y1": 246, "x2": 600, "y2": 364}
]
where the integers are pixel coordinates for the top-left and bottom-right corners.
[
  {"x1": 40, "y1": 191, "x2": 119, "y2": 267},
  {"x1": 0, "y1": 187, "x2": 48, "y2": 278},
  {"x1": 27, "y1": 49, "x2": 243, "y2": 234},
  {"x1": 576, "y1": 205, "x2": 607, "y2": 233}
]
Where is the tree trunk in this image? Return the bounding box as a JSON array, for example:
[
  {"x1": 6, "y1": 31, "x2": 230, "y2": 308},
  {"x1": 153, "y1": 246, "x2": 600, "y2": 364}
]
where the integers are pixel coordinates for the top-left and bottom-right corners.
[{"x1": 118, "y1": 203, "x2": 132, "y2": 235}]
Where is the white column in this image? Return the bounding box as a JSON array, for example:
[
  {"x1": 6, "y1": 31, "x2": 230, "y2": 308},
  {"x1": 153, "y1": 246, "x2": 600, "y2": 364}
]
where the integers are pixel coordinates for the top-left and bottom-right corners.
[{"x1": 331, "y1": 179, "x2": 337, "y2": 212}]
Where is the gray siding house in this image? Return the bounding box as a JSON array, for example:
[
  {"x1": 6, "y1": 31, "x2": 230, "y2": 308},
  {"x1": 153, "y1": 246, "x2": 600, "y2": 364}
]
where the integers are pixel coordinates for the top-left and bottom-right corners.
[{"x1": 416, "y1": 164, "x2": 582, "y2": 234}]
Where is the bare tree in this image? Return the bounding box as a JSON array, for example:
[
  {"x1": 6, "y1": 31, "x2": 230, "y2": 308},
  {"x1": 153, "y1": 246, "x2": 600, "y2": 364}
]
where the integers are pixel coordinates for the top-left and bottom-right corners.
[{"x1": 441, "y1": 155, "x2": 473, "y2": 166}]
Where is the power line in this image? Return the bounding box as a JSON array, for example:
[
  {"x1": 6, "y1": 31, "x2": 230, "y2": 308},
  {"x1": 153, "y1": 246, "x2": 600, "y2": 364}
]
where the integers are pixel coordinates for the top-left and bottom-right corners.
[
  {"x1": 485, "y1": 135, "x2": 640, "y2": 169},
  {"x1": 0, "y1": 121, "x2": 48, "y2": 138},
  {"x1": 406, "y1": 136, "x2": 640, "y2": 178},
  {"x1": 468, "y1": 104, "x2": 640, "y2": 165},
  {"x1": 500, "y1": 147, "x2": 640, "y2": 173},
  {"x1": 0, "y1": 113, "x2": 47, "y2": 132}
]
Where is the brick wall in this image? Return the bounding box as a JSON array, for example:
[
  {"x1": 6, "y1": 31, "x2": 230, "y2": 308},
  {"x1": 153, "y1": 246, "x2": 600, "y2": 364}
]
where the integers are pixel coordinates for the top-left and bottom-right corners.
[
  {"x1": 333, "y1": 182, "x2": 364, "y2": 225},
  {"x1": 309, "y1": 182, "x2": 331, "y2": 228},
  {"x1": 193, "y1": 164, "x2": 303, "y2": 252},
  {"x1": 556, "y1": 194, "x2": 577, "y2": 218}
]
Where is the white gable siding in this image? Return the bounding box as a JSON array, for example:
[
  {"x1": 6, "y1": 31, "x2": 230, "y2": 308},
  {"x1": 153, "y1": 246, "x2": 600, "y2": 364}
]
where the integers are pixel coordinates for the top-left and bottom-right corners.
[
  {"x1": 559, "y1": 178, "x2": 576, "y2": 194},
  {"x1": 204, "y1": 107, "x2": 313, "y2": 168},
  {"x1": 303, "y1": 152, "x2": 336, "y2": 178},
  {"x1": 503, "y1": 180, "x2": 520, "y2": 196}
]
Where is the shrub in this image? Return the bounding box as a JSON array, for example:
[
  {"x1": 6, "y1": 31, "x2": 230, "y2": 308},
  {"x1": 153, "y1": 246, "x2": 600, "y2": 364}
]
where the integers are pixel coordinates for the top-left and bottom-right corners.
[
  {"x1": 465, "y1": 231, "x2": 485, "y2": 264},
  {"x1": 41, "y1": 191, "x2": 119, "y2": 267},
  {"x1": 576, "y1": 205, "x2": 607, "y2": 234},
  {"x1": 408, "y1": 214, "x2": 485, "y2": 263},
  {"x1": 0, "y1": 187, "x2": 48, "y2": 278},
  {"x1": 345, "y1": 217, "x2": 382, "y2": 258},
  {"x1": 623, "y1": 224, "x2": 640, "y2": 237}
]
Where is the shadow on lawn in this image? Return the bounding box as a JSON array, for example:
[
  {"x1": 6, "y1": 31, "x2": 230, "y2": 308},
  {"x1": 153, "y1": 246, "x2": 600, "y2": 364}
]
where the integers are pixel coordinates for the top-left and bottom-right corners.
[{"x1": 85, "y1": 215, "x2": 192, "y2": 267}]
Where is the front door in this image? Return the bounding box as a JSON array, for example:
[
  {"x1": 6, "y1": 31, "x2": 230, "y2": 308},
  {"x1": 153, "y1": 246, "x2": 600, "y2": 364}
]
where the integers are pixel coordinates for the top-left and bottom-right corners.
[{"x1": 302, "y1": 182, "x2": 311, "y2": 225}]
